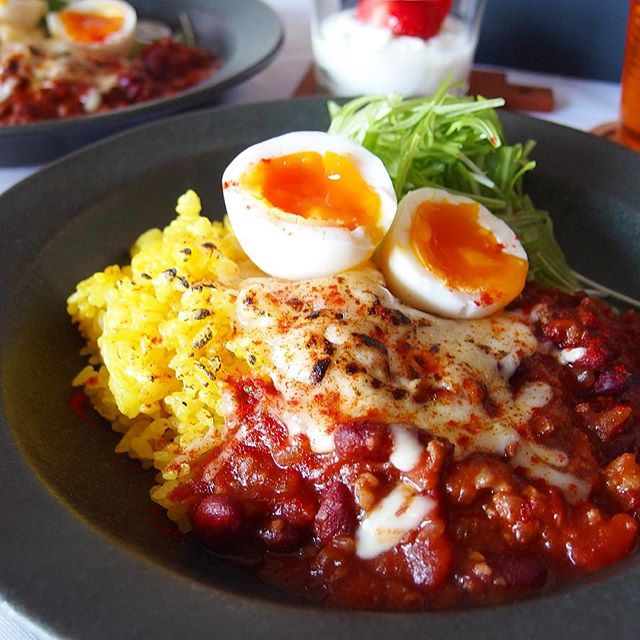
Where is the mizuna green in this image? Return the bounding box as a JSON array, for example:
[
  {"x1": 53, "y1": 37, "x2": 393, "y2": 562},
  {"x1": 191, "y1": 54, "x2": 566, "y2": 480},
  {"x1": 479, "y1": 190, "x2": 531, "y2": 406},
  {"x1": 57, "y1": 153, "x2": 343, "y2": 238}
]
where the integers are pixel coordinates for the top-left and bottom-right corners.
[{"x1": 328, "y1": 87, "x2": 579, "y2": 292}]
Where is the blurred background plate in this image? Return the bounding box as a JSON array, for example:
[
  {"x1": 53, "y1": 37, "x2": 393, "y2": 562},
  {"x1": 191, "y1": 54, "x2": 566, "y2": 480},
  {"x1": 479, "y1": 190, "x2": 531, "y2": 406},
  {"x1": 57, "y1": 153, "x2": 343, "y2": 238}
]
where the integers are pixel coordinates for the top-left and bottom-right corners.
[
  {"x1": 0, "y1": 98, "x2": 639, "y2": 640},
  {"x1": 0, "y1": 0, "x2": 283, "y2": 166}
]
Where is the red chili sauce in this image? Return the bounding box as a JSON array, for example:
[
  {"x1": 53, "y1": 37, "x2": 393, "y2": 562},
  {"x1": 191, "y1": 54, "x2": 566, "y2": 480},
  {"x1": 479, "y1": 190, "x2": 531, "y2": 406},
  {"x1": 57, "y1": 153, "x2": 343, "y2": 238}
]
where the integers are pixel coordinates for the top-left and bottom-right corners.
[
  {"x1": 171, "y1": 284, "x2": 640, "y2": 610},
  {"x1": 0, "y1": 38, "x2": 218, "y2": 125}
]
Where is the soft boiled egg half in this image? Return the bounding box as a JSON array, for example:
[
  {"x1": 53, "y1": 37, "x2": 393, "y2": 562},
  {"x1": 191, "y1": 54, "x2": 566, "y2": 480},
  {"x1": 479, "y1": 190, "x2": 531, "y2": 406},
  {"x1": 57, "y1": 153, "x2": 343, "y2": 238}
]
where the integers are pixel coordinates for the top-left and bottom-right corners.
[
  {"x1": 222, "y1": 131, "x2": 397, "y2": 280},
  {"x1": 377, "y1": 187, "x2": 528, "y2": 319},
  {"x1": 47, "y1": 0, "x2": 137, "y2": 57}
]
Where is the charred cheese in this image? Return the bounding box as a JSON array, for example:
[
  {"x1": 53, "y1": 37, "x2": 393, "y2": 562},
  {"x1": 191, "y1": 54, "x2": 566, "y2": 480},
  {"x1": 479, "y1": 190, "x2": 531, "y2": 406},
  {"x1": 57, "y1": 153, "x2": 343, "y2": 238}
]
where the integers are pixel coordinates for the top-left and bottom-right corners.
[{"x1": 226, "y1": 268, "x2": 590, "y2": 503}]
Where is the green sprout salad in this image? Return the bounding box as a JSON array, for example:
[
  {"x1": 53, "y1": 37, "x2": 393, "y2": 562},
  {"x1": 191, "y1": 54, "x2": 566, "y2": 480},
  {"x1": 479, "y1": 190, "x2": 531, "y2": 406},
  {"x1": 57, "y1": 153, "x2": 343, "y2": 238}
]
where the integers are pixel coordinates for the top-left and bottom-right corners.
[{"x1": 328, "y1": 87, "x2": 579, "y2": 293}]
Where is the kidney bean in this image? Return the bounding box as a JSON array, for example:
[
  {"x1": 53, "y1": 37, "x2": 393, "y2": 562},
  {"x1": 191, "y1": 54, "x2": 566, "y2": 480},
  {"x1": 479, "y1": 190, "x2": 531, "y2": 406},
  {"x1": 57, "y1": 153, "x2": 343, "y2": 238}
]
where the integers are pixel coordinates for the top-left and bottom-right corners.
[
  {"x1": 191, "y1": 493, "x2": 244, "y2": 550},
  {"x1": 333, "y1": 422, "x2": 392, "y2": 462},
  {"x1": 592, "y1": 365, "x2": 632, "y2": 396},
  {"x1": 259, "y1": 518, "x2": 306, "y2": 552},
  {"x1": 314, "y1": 482, "x2": 357, "y2": 545},
  {"x1": 488, "y1": 552, "x2": 548, "y2": 589}
]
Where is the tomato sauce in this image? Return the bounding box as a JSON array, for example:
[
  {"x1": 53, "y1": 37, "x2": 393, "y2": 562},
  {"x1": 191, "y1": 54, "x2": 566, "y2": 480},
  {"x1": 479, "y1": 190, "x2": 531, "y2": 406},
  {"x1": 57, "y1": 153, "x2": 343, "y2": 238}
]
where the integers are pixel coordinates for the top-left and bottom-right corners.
[{"x1": 170, "y1": 284, "x2": 640, "y2": 610}]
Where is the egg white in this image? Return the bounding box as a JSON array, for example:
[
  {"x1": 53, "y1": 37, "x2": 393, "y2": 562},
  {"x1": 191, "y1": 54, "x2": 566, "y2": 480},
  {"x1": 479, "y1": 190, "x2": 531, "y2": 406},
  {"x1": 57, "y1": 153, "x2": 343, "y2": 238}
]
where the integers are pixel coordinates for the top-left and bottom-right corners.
[
  {"x1": 222, "y1": 131, "x2": 397, "y2": 280},
  {"x1": 377, "y1": 187, "x2": 528, "y2": 319},
  {"x1": 47, "y1": 0, "x2": 137, "y2": 57}
]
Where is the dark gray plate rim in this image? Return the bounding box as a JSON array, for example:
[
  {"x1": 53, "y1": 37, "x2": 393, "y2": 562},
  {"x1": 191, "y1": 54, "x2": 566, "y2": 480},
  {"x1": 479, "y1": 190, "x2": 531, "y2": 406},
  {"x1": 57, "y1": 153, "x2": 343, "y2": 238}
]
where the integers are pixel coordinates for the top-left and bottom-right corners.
[
  {"x1": 0, "y1": 0, "x2": 283, "y2": 164},
  {"x1": 0, "y1": 98, "x2": 639, "y2": 640}
]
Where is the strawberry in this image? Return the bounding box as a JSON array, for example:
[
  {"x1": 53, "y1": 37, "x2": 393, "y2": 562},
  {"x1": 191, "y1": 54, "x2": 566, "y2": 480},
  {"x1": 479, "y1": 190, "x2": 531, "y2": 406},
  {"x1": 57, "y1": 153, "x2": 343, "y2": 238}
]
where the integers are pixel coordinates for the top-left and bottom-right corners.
[{"x1": 357, "y1": 0, "x2": 452, "y2": 39}]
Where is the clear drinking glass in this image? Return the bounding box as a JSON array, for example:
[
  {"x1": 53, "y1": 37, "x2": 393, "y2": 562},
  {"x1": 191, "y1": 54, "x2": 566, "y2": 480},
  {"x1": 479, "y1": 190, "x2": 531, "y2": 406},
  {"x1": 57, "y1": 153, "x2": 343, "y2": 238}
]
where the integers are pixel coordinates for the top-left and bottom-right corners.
[
  {"x1": 621, "y1": 0, "x2": 640, "y2": 151},
  {"x1": 311, "y1": 0, "x2": 486, "y2": 97}
]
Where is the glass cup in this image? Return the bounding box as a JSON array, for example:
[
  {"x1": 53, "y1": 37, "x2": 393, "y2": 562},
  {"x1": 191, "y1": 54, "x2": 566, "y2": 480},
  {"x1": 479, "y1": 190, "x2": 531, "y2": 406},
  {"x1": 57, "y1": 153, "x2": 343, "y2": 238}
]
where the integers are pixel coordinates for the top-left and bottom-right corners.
[
  {"x1": 310, "y1": 0, "x2": 485, "y2": 97},
  {"x1": 621, "y1": 0, "x2": 640, "y2": 151}
]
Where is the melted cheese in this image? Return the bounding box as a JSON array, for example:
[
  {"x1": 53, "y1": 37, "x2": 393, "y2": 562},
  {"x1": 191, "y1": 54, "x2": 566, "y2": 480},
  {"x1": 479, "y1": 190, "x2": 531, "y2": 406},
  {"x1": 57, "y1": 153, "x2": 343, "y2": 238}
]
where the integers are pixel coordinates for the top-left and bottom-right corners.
[
  {"x1": 0, "y1": 39, "x2": 121, "y2": 102},
  {"x1": 389, "y1": 423, "x2": 423, "y2": 472},
  {"x1": 355, "y1": 483, "x2": 435, "y2": 559},
  {"x1": 228, "y1": 269, "x2": 590, "y2": 501},
  {"x1": 557, "y1": 347, "x2": 587, "y2": 365}
]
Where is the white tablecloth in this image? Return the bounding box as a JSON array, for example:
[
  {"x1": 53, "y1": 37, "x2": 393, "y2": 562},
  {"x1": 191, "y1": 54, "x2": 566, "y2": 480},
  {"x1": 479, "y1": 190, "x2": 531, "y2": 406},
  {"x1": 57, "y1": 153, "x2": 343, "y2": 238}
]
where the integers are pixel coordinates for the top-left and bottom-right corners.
[{"x1": 0, "y1": 0, "x2": 624, "y2": 637}]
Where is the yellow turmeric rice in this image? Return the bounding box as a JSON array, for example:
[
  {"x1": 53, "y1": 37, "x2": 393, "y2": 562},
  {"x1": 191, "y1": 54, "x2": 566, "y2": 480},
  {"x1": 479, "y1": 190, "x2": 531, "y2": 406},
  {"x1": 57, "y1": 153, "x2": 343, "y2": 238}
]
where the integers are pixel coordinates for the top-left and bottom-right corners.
[{"x1": 67, "y1": 190, "x2": 259, "y2": 531}]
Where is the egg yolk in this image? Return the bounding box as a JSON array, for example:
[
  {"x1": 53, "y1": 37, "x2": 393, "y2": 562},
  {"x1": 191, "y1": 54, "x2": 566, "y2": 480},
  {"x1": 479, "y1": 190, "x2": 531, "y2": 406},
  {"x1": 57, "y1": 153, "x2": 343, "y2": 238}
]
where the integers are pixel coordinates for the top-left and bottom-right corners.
[
  {"x1": 243, "y1": 151, "x2": 383, "y2": 239},
  {"x1": 410, "y1": 200, "x2": 528, "y2": 304},
  {"x1": 61, "y1": 11, "x2": 124, "y2": 43}
]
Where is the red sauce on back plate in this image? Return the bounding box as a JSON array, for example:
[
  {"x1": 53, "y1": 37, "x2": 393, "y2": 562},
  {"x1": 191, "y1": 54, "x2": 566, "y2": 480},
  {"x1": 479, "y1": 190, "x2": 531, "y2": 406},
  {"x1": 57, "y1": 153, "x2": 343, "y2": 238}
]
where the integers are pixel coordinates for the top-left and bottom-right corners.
[{"x1": 0, "y1": 38, "x2": 218, "y2": 125}]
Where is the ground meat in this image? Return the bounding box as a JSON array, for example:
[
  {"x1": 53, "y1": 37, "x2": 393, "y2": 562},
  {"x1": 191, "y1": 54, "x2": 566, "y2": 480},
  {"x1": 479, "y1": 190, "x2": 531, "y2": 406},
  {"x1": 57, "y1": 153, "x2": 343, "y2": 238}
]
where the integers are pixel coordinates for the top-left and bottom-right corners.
[{"x1": 172, "y1": 284, "x2": 640, "y2": 610}]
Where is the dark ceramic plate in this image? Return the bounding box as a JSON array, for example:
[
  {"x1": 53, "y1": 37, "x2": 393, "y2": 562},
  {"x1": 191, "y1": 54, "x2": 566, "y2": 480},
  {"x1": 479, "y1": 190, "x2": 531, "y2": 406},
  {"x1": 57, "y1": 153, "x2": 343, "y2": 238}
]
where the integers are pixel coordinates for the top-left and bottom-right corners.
[
  {"x1": 1, "y1": 99, "x2": 639, "y2": 640},
  {"x1": 0, "y1": 0, "x2": 282, "y2": 166}
]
